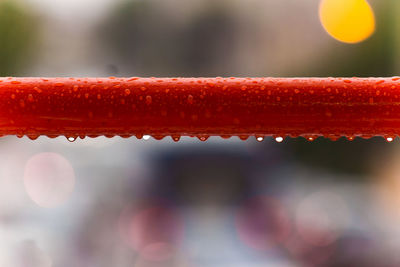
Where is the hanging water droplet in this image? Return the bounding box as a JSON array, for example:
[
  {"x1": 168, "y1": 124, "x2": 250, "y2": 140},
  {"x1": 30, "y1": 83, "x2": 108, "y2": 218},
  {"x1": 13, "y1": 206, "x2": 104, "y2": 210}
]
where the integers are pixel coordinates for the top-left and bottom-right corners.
[
  {"x1": 143, "y1": 135, "x2": 151, "y2": 141},
  {"x1": 152, "y1": 135, "x2": 165, "y2": 140},
  {"x1": 171, "y1": 135, "x2": 181, "y2": 142},
  {"x1": 239, "y1": 135, "x2": 249, "y2": 141},
  {"x1": 67, "y1": 136, "x2": 76, "y2": 142},
  {"x1": 256, "y1": 136, "x2": 264, "y2": 142},
  {"x1": 386, "y1": 137, "x2": 394, "y2": 142},
  {"x1": 197, "y1": 135, "x2": 209, "y2": 142},
  {"x1": 27, "y1": 134, "x2": 39, "y2": 140},
  {"x1": 275, "y1": 136, "x2": 284, "y2": 143}
]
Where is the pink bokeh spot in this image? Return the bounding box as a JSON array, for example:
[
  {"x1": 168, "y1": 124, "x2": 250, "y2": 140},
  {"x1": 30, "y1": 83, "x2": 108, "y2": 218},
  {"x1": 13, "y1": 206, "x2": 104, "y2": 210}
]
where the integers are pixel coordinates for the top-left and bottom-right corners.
[
  {"x1": 119, "y1": 203, "x2": 184, "y2": 261},
  {"x1": 235, "y1": 196, "x2": 291, "y2": 251},
  {"x1": 23, "y1": 152, "x2": 75, "y2": 208}
]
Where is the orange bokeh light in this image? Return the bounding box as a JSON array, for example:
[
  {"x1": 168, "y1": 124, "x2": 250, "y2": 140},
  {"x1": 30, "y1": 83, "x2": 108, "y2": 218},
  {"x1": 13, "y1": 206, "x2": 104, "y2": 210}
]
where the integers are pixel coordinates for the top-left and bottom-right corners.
[{"x1": 319, "y1": 0, "x2": 375, "y2": 44}]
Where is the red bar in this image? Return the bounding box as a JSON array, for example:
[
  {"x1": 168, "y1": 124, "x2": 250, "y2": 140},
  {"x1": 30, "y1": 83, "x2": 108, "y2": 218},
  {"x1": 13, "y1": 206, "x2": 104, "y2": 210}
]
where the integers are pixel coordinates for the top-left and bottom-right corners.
[{"x1": 0, "y1": 77, "x2": 399, "y2": 141}]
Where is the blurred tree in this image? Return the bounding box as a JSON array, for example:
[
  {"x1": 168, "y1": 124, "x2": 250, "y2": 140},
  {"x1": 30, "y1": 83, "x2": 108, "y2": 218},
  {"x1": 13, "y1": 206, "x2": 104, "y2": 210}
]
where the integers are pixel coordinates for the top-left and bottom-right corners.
[
  {"x1": 0, "y1": 0, "x2": 37, "y2": 76},
  {"x1": 98, "y1": 0, "x2": 238, "y2": 76}
]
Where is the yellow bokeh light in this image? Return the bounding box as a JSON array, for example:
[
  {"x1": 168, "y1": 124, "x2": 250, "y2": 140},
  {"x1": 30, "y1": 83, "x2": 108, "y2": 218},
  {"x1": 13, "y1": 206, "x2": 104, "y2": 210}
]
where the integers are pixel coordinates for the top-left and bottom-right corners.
[{"x1": 319, "y1": 0, "x2": 375, "y2": 44}]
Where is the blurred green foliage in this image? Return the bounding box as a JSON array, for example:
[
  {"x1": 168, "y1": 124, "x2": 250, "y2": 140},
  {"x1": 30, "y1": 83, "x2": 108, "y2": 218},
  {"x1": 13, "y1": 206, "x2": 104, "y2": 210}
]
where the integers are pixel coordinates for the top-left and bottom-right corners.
[{"x1": 0, "y1": 0, "x2": 37, "y2": 76}]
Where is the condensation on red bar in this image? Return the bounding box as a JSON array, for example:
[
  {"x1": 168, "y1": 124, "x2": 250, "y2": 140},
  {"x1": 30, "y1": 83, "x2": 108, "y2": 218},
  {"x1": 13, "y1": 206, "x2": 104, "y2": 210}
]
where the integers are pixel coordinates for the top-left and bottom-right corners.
[{"x1": 0, "y1": 77, "x2": 399, "y2": 141}]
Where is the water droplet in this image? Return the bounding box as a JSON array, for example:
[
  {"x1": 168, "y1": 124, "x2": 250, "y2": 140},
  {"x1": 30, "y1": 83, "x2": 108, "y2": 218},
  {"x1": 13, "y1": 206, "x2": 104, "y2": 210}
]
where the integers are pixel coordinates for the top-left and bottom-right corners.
[
  {"x1": 386, "y1": 137, "x2": 394, "y2": 142},
  {"x1": 27, "y1": 94, "x2": 34, "y2": 102},
  {"x1": 124, "y1": 89, "x2": 131, "y2": 95},
  {"x1": 67, "y1": 136, "x2": 76, "y2": 142},
  {"x1": 171, "y1": 135, "x2": 181, "y2": 142},
  {"x1": 191, "y1": 114, "x2": 198, "y2": 121},
  {"x1": 143, "y1": 135, "x2": 151, "y2": 141},
  {"x1": 369, "y1": 97, "x2": 374, "y2": 104},
  {"x1": 275, "y1": 136, "x2": 284, "y2": 143},
  {"x1": 27, "y1": 134, "x2": 39, "y2": 140},
  {"x1": 256, "y1": 136, "x2": 264, "y2": 142},
  {"x1": 152, "y1": 135, "x2": 165, "y2": 140},
  {"x1": 187, "y1": 94, "x2": 194, "y2": 104},
  {"x1": 135, "y1": 134, "x2": 143, "y2": 139},
  {"x1": 198, "y1": 135, "x2": 209, "y2": 142},
  {"x1": 145, "y1": 95, "x2": 152, "y2": 105},
  {"x1": 239, "y1": 135, "x2": 249, "y2": 141}
]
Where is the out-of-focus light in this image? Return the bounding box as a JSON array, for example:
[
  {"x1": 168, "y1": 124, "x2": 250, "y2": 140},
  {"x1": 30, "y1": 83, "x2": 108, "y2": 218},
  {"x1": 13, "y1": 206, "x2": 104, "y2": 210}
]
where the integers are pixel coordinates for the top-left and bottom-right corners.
[
  {"x1": 119, "y1": 204, "x2": 184, "y2": 261},
  {"x1": 285, "y1": 234, "x2": 335, "y2": 266},
  {"x1": 319, "y1": 0, "x2": 375, "y2": 44},
  {"x1": 235, "y1": 196, "x2": 291, "y2": 251},
  {"x1": 134, "y1": 256, "x2": 193, "y2": 267},
  {"x1": 23, "y1": 152, "x2": 75, "y2": 208},
  {"x1": 372, "y1": 154, "x2": 400, "y2": 227},
  {"x1": 296, "y1": 191, "x2": 349, "y2": 247},
  {"x1": 11, "y1": 240, "x2": 52, "y2": 267}
]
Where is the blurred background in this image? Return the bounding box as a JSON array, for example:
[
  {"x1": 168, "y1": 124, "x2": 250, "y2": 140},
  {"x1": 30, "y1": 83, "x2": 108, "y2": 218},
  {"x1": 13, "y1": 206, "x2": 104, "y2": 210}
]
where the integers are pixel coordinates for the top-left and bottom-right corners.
[{"x1": 1, "y1": 0, "x2": 400, "y2": 266}]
